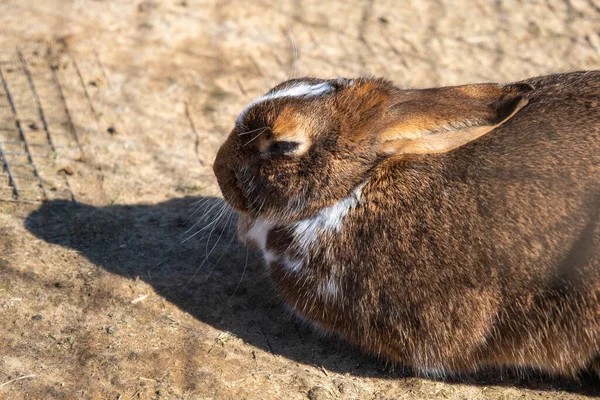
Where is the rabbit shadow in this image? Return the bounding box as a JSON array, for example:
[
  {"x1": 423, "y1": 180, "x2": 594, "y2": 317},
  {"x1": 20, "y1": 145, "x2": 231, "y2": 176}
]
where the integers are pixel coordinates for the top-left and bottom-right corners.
[{"x1": 24, "y1": 197, "x2": 600, "y2": 396}]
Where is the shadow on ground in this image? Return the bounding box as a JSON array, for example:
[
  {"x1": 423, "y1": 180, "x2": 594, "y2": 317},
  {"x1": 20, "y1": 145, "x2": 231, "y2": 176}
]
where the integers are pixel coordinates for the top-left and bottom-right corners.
[{"x1": 25, "y1": 197, "x2": 600, "y2": 396}]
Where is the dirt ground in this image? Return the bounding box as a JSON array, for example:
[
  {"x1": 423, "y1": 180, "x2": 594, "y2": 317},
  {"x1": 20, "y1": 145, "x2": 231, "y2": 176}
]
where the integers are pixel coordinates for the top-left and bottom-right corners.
[{"x1": 1, "y1": 0, "x2": 600, "y2": 399}]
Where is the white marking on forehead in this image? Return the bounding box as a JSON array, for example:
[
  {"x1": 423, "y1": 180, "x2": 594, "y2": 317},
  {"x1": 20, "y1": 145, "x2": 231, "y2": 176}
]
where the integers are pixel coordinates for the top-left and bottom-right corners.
[
  {"x1": 237, "y1": 82, "x2": 334, "y2": 125},
  {"x1": 264, "y1": 82, "x2": 333, "y2": 101}
]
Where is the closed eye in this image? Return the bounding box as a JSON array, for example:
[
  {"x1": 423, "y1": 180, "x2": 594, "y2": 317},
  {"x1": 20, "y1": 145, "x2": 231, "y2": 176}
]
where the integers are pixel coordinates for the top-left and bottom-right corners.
[{"x1": 267, "y1": 141, "x2": 300, "y2": 155}]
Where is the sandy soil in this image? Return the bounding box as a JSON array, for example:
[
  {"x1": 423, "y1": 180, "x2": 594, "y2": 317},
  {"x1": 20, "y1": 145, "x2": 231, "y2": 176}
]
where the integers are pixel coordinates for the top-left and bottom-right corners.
[{"x1": 1, "y1": 0, "x2": 600, "y2": 399}]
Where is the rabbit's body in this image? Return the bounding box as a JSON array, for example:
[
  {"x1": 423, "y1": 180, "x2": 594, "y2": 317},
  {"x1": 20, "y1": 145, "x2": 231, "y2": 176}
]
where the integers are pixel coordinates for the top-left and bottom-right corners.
[{"x1": 215, "y1": 72, "x2": 600, "y2": 377}]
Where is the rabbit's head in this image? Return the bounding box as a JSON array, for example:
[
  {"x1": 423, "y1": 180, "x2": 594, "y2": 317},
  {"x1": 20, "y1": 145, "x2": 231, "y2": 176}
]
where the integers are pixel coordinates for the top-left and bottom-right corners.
[{"x1": 213, "y1": 77, "x2": 532, "y2": 223}]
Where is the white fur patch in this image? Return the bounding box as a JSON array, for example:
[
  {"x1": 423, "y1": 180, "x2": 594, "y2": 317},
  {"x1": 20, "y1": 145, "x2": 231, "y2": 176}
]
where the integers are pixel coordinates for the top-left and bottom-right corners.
[
  {"x1": 246, "y1": 219, "x2": 304, "y2": 273},
  {"x1": 245, "y1": 182, "x2": 365, "y2": 288},
  {"x1": 263, "y1": 250, "x2": 278, "y2": 265},
  {"x1": 246, "y1": 219, "x2": 274, "y2": 252},
  {"x1": 261, "y1": 82, "x2": 333, "y2": 102},
  {"x1": 292, "y1": 183, "x2": 365, "y2": 252},
  {"x1": 282, "y1": 256, "x2": 303, "y2": 273},
  {"x1": 237, "y1": 82, "x2": 334, "y2": 125}
]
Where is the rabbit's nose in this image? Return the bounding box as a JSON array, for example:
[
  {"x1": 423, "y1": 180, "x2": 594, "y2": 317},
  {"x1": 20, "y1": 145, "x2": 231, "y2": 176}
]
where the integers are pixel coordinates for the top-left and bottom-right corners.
[
  {"x1": 213, "y1": 142, "x2": 249, "y2": 213},
  {"x1": 213, "y1": 164, "x2": 248, "y2": 212}
]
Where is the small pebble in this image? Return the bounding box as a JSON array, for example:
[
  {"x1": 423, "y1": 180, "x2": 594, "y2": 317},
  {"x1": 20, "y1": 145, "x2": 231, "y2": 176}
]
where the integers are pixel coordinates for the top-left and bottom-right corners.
[
  {"x1": 58, "y1": 166, "x2": 74, "y2": 176},
  {"x1": 32, "y1": 314, "x2": 43, "y2": 321}
]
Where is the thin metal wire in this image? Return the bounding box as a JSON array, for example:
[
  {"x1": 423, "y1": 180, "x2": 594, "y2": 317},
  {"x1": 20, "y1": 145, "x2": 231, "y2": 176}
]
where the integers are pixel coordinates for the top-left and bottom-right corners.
[
  {"x1": 0, "y1": 62, "x2": 47, "y2": 199},
  {"x1": 0, "y1": 142, "x2": 18, "y2": 199},
  {"x1": 69, "y1": 55, "x2": 100, "y2": 130},
  {"x1": 0, "y1": 48, "x2": 81, "y2": 203},
  {"x1": 50, "y1": 63, "x2": 83, "y2": 153},
  {"x1": 19, "y1": 48, "x2": 75, "y2": 201}
]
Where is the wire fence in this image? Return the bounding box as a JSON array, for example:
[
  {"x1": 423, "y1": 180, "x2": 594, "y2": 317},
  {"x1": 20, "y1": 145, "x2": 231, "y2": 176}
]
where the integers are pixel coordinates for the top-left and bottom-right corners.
[{"x1": 0, "y1": 47, "x2": 83, "y2": 203}]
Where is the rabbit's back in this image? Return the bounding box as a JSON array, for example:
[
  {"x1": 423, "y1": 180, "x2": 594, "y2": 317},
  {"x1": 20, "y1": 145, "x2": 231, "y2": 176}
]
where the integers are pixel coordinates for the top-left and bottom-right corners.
[
  {"x1": 470, "y1": 71, "x2": 600, "y2": 183},
  {"x1": 363, "y1": 73, "x2": 600, "y2": 374}
]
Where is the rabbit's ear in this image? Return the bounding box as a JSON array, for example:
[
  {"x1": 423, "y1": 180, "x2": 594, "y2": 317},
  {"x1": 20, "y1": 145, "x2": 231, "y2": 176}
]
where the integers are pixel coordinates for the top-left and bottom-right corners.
[{"x1": 379, "y1": 83, "x2": 533, "y2": 156}]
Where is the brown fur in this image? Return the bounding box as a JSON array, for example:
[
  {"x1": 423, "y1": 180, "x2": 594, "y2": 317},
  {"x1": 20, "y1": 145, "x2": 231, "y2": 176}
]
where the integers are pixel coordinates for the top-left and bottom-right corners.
[{"x1": 213, "y1": 72, "x2": 600, "y2": 377}]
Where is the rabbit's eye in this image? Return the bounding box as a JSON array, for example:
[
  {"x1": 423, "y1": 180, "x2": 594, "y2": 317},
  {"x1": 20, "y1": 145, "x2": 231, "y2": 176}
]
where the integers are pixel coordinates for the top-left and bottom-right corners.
[{"x1": 267, "y1": 141, "x2": 300, "y2": 155}]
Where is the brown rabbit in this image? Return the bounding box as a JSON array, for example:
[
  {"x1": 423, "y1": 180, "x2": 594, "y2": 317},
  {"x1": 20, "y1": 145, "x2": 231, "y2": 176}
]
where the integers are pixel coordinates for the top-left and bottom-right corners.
[{"x1": 213, "y1": 72, "x2": 600, "y2": 378}]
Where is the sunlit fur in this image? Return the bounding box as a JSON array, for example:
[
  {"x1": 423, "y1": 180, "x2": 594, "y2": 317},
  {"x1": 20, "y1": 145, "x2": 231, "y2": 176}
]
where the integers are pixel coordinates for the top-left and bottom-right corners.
[{"x1": 214, "y1": 72, "x2": 600, "y2": 378}]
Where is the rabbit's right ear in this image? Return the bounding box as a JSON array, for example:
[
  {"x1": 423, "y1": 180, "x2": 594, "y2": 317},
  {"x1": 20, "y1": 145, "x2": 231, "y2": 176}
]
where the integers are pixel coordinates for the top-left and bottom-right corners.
[{"x1": 378, "y1": 83, "x2": 534, "y2": 156}]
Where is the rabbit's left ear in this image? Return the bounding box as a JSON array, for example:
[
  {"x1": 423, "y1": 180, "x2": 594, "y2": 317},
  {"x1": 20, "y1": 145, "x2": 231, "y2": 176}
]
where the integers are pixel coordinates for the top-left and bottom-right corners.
[{"x1": 379, "y1": 82, "x2": 533, "y2": 156}]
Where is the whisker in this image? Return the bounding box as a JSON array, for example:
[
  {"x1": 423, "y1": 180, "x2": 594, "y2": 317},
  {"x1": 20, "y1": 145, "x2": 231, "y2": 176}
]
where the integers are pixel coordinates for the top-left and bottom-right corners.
[
  {"x1": 183, "y1": 185, "x2": 238, "y2": 233},
  {"x1": 146, "y1": 190, "x2": 236, "y2": 281},
  {"x1": 243, "y1": 127, "x2": 271, "y2": 147},
  {"x1": 144, "y1": 196, "x2": 225, "y2": 279},
  {"x1": 204, "y1": 213, "x2": 240, "y2": 282},
  {"x1": 185, "y1": 187, "x2": 221, "y2": 209},
  {"x1": 204, "y1": 204, "x2": 231, "y2": 254},
  {"x1": 229, "y1": 244, "x2": 250, "y2": 302},
  {"x1": 238, "y1": 126, "x2": 271, "y2": 136},
  {"x1": 184, "y1": 208, "x2": 235, "y2": 286},
  {"x1": 286, "y1": 25, "x2": 298, "y2": 79},
  {"x1": 185, "y1": 196, "x2": 214, "y2": 215},
  {"x1": 180, "y1": 202, "x2": 230, "y2": 244},
  {"x1": 180, "y1": 201, "x2": 227, "y2": 242},
  {"x1": 184, "y1": 194, "x2": 223, "y2": 224}
]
